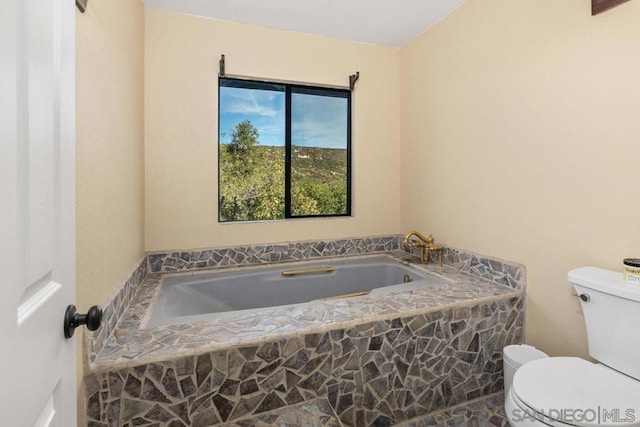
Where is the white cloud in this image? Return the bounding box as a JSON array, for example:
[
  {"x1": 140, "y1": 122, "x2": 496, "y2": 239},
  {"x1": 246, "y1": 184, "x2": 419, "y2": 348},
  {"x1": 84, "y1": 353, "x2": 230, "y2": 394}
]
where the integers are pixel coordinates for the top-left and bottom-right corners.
[{"x1": 221, "y1": 87, "x2": 281, "y2": 117}]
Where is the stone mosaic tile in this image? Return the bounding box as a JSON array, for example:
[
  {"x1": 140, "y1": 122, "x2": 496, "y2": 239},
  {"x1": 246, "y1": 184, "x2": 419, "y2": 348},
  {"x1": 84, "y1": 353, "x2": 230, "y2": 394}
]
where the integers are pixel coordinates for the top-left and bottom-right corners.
[
  {"x1": 398, "y1": 391, "x2": 508, "y2": 427},
  {"x1": 85, "y1": 257, "x2": 147, "y2": 357},
  {"x1": 91, "y1": 236, "x2": 523, "y2": 362},
  {"x1": 85, "y1": 296, "x2": 523, "y2": 426},
  {"x1": 219, "y1": 392, "x2": 506, "y2": 427},
  {"x1": 147, "y1": 235, "x2": 525, "y2": 292},
  {"x1": 84, "y1": 236, "x2": 526, "y2": 426},
  {"x1": 442, "y1": 247, "x2": 525, "y2": 291},
  {"x1": 147, "y1": 235, "x2": 401, "y2": 274},
  {"x1": 88, "y1": 253, "x2": 522, "y2": 367},
  {"x1": 89, "y1": 236, "x2": 522, "y2": 361},
  {"x1": 402, "y1": 244, "x2": 525, "y2": 291},
  {"x1": 228, "y1": 398, "x2": 343, "y2": 426}
]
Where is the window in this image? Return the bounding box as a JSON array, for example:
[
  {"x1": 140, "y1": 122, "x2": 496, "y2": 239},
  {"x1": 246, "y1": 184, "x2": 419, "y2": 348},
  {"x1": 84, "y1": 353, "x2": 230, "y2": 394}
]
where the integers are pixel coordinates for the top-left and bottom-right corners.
[{"x1": 218, "y1": 78, "x2": 351, "y2": 222}]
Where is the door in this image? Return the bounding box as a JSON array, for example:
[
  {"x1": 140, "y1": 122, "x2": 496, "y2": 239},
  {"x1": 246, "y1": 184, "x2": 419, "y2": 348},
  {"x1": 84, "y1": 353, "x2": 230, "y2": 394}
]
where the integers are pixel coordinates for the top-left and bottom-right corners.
[{"x1": 0, "y1": 0, "x2": 77, "y2": 425}]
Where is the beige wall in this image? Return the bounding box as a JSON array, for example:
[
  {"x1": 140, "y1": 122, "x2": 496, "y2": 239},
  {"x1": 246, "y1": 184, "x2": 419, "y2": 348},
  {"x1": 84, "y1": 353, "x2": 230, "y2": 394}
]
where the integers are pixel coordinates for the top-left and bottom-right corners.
[
  {"x1": 144, "y1": 9, "x2": 402, "y2": 251},
  {"x1": 76, "y1": 0, "x2": 145, "y2": 422},
  {"x1": 400, "y1": 0, "x2": 640, "y2": 358},
  {"x1": 74, "y1": 1, "x2": 640, "y2": 419}
]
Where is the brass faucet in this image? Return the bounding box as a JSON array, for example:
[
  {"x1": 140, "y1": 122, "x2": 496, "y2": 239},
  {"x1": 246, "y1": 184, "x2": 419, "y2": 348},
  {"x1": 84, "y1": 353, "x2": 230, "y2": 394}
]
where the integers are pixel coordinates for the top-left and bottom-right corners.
[{"x1": 402, "y1": 231, "x2": 443, "y2": 265}]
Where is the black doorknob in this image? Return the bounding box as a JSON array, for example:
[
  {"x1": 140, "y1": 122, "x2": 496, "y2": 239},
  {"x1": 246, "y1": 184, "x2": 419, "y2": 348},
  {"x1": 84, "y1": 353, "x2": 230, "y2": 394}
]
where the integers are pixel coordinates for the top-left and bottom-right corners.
[{"x1": 63, "y1": 304, "x2": 103, "y2": 339}]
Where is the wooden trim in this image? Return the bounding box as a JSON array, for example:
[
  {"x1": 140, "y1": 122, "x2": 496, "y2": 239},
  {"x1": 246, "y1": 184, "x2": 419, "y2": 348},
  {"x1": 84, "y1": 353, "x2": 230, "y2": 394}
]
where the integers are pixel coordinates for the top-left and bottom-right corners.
[{"x1": 592, "y1": 0, "x2": 631, "y2": 15}]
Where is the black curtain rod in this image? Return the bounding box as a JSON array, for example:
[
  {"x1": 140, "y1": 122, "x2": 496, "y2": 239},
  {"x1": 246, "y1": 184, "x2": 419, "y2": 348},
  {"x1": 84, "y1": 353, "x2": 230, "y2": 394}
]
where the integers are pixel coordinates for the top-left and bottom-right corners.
[
  {"x1": 349, "y1": 72, "x2": 359, "y2": 91},
  {"x1": 76, "y1": 0, "x2": 88, "y2": 13},
  {"x1": 219, "y1": 54, "x2": 225, "y2": 78}
]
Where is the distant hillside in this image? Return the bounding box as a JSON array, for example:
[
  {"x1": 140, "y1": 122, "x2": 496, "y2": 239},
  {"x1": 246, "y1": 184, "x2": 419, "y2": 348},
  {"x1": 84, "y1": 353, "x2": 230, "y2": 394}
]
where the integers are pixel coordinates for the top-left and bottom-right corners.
[{"x1": 255, "y1": 145, "x2": 347, "y2": 180}]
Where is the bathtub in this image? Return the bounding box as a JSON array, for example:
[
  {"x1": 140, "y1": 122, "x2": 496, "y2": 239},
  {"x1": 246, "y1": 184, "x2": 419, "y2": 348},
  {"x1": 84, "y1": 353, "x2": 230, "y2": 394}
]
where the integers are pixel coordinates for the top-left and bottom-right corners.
[
  {"x1": 144, "y1": 255, "x2": 447, "y2": 328},
  {"x1": 87, "y1": 244, "x2": 526, "y2": 426}
]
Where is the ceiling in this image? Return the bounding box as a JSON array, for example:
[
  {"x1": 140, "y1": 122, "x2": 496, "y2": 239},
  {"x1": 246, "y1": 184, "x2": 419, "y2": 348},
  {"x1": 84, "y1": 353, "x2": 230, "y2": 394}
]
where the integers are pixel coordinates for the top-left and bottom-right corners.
[{"x1": 142, "y1": 0, "x2": 469, "y2": 48}]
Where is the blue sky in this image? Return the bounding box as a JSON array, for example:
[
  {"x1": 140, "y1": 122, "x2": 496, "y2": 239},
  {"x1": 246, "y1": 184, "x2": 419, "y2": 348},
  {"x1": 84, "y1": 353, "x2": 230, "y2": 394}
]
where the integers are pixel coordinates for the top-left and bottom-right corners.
[{"x1": 219, "y1": 86, "x2": 347, "y2": 149}]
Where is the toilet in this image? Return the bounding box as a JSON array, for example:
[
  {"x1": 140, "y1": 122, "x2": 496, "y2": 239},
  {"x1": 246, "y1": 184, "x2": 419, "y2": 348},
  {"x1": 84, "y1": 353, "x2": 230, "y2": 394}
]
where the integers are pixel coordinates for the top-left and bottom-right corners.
[
  {"x1": 503, "y1": 344, "x2": 548, "y2": 395},
  {"x1": 505, "y1": 266, "x2": 640, "y2": 426}
]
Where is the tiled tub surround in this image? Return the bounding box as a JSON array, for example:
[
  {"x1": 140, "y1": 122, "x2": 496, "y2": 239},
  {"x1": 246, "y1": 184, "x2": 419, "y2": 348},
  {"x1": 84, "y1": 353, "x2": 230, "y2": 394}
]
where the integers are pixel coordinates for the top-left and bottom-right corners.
[
  {"x1": 146, "y1": 235, "x2": 524, "y2": 291},
  {"x1": 84, "y1": 236, "x2": 525, "y2": 426},
  {"x1": 146, "y1": 235, "x2": 402, "y2": 274},
  {"x1": 88, "y1": 258, "x2": 148, "y2": 358}
]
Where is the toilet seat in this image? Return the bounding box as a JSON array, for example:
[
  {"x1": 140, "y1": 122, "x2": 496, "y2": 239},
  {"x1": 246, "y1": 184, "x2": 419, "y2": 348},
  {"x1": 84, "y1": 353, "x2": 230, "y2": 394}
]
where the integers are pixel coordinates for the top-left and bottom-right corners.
[
  {"x1": 510, "y1": 357, "x2": 640, "y2": 427},
  {"x1": 508, "y1": 388, "x2": 579, "y2": 427}
]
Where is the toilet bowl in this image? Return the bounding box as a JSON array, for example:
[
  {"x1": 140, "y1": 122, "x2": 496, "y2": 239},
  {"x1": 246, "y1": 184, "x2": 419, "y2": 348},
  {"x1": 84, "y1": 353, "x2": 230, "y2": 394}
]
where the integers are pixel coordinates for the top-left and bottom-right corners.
[
  {"x1": 506, "y1": 267, "x2": 640, "y2": 426},
  {"x1": 503, "y1": 344, "x2": 548, "y2": 394}
]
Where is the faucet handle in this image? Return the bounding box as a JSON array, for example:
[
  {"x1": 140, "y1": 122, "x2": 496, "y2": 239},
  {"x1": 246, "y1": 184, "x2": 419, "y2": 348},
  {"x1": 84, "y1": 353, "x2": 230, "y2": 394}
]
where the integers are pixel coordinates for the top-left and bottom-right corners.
[{"x1": 425, "y1": 234, "x2": 435, "y2": 248}]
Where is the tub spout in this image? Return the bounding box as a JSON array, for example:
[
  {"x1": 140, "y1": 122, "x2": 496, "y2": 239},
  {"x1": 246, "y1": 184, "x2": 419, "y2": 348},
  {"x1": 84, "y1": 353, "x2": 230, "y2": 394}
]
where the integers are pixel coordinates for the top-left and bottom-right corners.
[
  {"x1": 402, "y1": 231, "x2": 443, "y2": 265},
  {"x1": 402, "y1": 230, "x2": 431, "y2": 247}
]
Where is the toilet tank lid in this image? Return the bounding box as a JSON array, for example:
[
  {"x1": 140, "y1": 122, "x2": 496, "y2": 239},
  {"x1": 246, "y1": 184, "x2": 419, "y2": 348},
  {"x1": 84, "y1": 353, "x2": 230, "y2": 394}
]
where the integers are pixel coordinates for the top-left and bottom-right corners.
[{"x1": 568, "y1": 266, "x2": 640, "y2": 303}]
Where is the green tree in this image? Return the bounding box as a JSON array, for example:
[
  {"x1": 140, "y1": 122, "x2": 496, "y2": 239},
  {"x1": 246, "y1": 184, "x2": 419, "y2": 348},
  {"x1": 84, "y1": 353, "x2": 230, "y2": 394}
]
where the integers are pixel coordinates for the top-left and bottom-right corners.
[
  {"x1": 219, "y1": 121, "x2": 285, "y2": 221},
  {"x1": 228, "y1": 120, "x2": 259, "y2": 155},
  {"x1": 291, "y1": 179, "x2": 346, "y2": 216}
]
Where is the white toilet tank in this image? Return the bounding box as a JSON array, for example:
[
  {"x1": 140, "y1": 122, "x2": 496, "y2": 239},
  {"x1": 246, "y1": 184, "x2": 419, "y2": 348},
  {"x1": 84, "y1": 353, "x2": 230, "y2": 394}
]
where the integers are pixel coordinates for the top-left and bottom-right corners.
[{"x1": 569, "y1": 266, "x2": 640, "y2": 380}]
